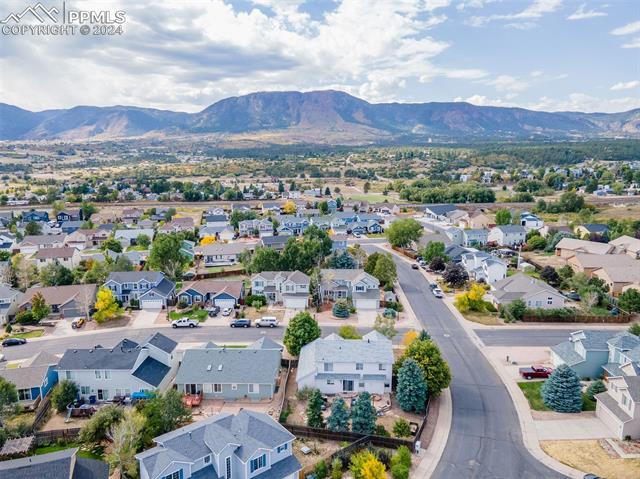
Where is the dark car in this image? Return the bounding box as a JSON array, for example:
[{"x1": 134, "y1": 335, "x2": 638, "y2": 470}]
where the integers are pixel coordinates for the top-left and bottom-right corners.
[
  {"x1": 207, "y1": 306, "x2": 220, "y2": 317},
  {"x1": 411, "y1": 263, "x2": 419, "y2": 270},
  {"x1": 230, "y1": 319, "x2": 251, "y2": 328},
  {"x1": 2, "y1": 338, "x2": 27, "y2": 347},
  {"x1": 565, "y1": 290, "x2": 581, "y2": 301}
]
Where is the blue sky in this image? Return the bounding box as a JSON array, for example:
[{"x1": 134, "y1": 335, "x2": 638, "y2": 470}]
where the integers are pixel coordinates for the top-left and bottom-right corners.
[{"x1": 1, "y1": 0, "x2": 638, "y2": 113}]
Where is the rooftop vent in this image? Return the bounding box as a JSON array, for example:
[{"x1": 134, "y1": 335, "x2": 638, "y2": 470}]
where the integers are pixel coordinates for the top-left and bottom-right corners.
[
  {"x1": 218, "y1": 364, "x2": 223, "y2": 371},
  {"x1": 207, "y1": 364, "x2": 212, "y2": 371}
]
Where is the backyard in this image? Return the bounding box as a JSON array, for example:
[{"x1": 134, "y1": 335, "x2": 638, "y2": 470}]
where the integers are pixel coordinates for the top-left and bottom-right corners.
[
  {"x1": 34, "y1": 441, "x2": 104, "y2": 461},
  {"x1": 518, "y1": 381, "x2": 596, "y2": 412}
]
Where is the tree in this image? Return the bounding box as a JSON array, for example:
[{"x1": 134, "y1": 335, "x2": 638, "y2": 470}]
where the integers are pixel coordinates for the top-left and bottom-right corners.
[
  {"x1": 329, "y1": 250, "x2": 357, "y2": 269},
  {"x1": 392, "y1": 418, "x2": 411, "y2": 438},
  {"x1": 338, "y1": 325, "x2": 361, "y2": 339},
  {"x1": 494, "y1": 209, "x2": 512, "y2": 225},
  {"x1": 303, "y1": 225, "x2": 333, "y2": 256},
  {"x1": 385, "y1": 218, "x2": 422, "y2": 248},
  {"x1": 429, "y1": 256, "x2": 446, "y2": 272},
  {"x1": 454, "y1": 283, "x2": 487, "y2": 313},
  {"x1": 102, "y1": 237, "x2": 122, "y2": 253},
  {"x1": 79, "y1": 404, "x2": 125, "y2": 444},
  {"x1": 107, "y1": 408, "x2": 145, "y2": 479},
  {"x1": 361, "y1": 456, "x2": 385, "y2": 479},
  {"x1": 540, "y1": 266, "x2": 560, "y2": 287},
  {"x1": 81, "y1": 201, "x2": 97, "y2": 220},
  {"x1": 390, "y1": 446, "x2": 411, "y2": 479},
  {"x1": 396, "y1": 358, "x2": 427, "y2": 413},
  {"x1": 247, "y1": 246, "x2": 282, "y2": 273},
  {"x1": 350, "y1": 451, "x2": 379, "y2": 479},
  {"x1": 306, "y1": 388, "x2": 325, "y2": 428},
  {"x1": 136, "y1": 234, "x2": 151, "y2": 248},
  {"x1": 402, "y1": 330, "x2": 419, "y2": 346},
  {"x1": 396, "y1": 339, "x2": 451, "y2": 397},
  {"x1": 503, "y1": 298, "x2": 527, "y2": 322},
  {"x1": 39, "y1": 262, "x2": 74, "y2": 286},
  {"x1": 148, "y1": 233, "x2": 186, "y2": 280},
  {"x1": 442, "y1": 262, "x2": 468, "y2": 288},
  {"x1": 421, "y1": 241, "x2": 446, "y2": 262},
  {"x1": 283, "y1": 311, "x2": 321, "y2": 356},
  {"x1": 51, "y1": 380, "x2": 79, "y2": 412},
  {"x1": 541, "y1": 364, "x2": 583, "y2": 413},
  {"x1": 315, "y1": 460, "x2": 329, "y2": 479},
  {"x1": 332, "y1": 299, "x2": 351, "y2": 318},
  {"x1": 200, "y1": 236, "x2": 216, "y2": 246},
  {"x1": 93, "y1": 287, "x2": 123, "y2": 323},
  {"x1": 309, "y1": 268, "x2": 323, "y2": 309},
  {"x1": 526, "y1": 235, "x2": 547, "y2": 251},
  {"x1": 319, "y1": 200, "x2": 329, "y2": 215},
  {"x1": 586, "y1": 380, "x2": 606, "y2": 401},
  {"x1": 24, "y1": 221, "x2": 42, "y2": 235},
  {"x1": 351, "y1": 392, "x2": 376, "y2": 434},
  {"x1": 331, "y1": 458, "x2": 343, "y2": 479},
  {"x1": 364, "y1": 252, "x2": 382, "y2": 275},
  {"x1": 373, "y1": 314, "x2": 397, "y2": 339},
  {"x1": 327, "y1": 397, "x2": 350, "y2": 431},
  {"x1": 349, "y1": 244, "x2": 367, "y2": 267},
  {"x1": 0, "y1": 377, "x2": 18, "y2": 421},
  {"x1": 138, "y1": 389, "x2": 191, "y2": 442},
  {"x1": 31, "y1": 292, "x2": 51, "y2": 321},
  {"x1": 619, "y1": 288, "x2": 640, "y2": 313},
  {"x1": 363, "y1": 182, "x2": 371, "y2": 194},
  {"x1": 629, "y1": 323, "x2": 640, "y2": 336},
  {"x1": 371, "y1": 253, "x2": 397, "y2": 287},
  {"x1": 283, "y1": 200, "x2": 297, "y2": 214}
]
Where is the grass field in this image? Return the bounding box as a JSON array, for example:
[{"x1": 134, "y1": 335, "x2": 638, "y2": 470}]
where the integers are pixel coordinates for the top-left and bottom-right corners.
[
  {"x1": 518, "y1": 381, "x2": 596, "y2": 411},
  {"x1": 10, "y1": 329, "x2": 44, "y2": 339}
]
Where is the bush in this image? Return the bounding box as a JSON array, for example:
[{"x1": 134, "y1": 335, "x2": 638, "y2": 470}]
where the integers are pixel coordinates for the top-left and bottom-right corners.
[
  {"x1": 4, "y1": 324, "x2": 11, "y2": 333},
  {"x1": 315, "y1": 460, "x2": 328, "y2": 479},
  {"x1": 332, "y1": 299, "x2": 350, "y2": 318},
  {"x1": 392, "y1": 418, "x2": 411, "y2": 438},
  {"x1": 390, "y1": 464, "x2": 409, "y2": 479},
  {"x1": 391, "y1": 445, "x2": 412, "y2": 469},
  {"x1": 245, "y1": 294, "x2": 267, "y2": 308},
  {"x1": 331, "y1": 458, "x2": 343, "y2": 479},
  {"x1": 586, "y1": 380, "x2": 607, "y2": 401},
  {"x1": 51, "y1": 380, "x2": 79, "y2": 413},
  {"x1": 296, "y1": 386, "x2": 315, "y2": 401},
  {"x1": 15, "y1": 310, "x2": 36, "y2": 324},
  {"x1": 374, "y1": 424, "x2": 390, "y2": 437},
  {"x1": 79, "y1": 404, "x2": 125, "y2": 444},
  {"x1": 177, "y1": 299, "x2": 189, "y2": 309},
  {"x1": 338, "y1": 325, "x2": 361, "y2": 339}
]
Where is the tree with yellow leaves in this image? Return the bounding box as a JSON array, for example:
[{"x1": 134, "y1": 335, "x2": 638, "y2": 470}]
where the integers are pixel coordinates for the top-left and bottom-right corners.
[
  {"x1": 282, "y1": 201, "x2": 296, "y2": 214},
  {"x1": 402, "y1": 330, "x2": 419, "y2": 347},
  {"x1": 200, "y1": 236, "x2": 216, "y2": 245},
  {"x1": 454, "y1": 282, "x2": 489, "y2": 313},
  {"x1": 93, "y1": 286, "x2": 123, "y2": 323},
  {"x1": 361, "y1": 456, "x2": 386, "y2": 479}
]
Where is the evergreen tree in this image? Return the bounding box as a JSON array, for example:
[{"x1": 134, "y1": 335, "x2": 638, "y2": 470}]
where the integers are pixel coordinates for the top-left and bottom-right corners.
[
  {"x1": 396, "y1": 358, "x2": 428, "y2": 413},
  {"x1": 541, "y1": 364, "x2": 583, "y2": 413},
  {"x1": 351, "y1": 392, "x2": 376, "y2": 434},
  {"x1": 395, "y1": 339, "x2": 451, "y2": 397},
  {"x1": 329, "y1": 250, "x2": 357, "y2": 269},
  {"x1": 332, "y1": 299, "x2": 351, "y2": 318},
  {"x1": 586, "y1": 380, "x2": 606, "y2": 401},
  {"x1": 283, "y1": 311, "x2": 321, "y2": 356},
  {"x1": 327, "y1": 397, "x2": 350, "y2": 432},
  {"x1": 306, "y1": 389, "x2": 325, "y2": 428}
]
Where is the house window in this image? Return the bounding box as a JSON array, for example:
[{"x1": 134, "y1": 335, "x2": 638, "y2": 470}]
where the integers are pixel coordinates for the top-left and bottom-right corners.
[
  {"x1": 18, "y1": 389, "x2": 32, "y2": 401},
  {"x1": 356, "y1": 363, "x2": 363, "y2": 371},
  {"x1": 250, "y1": 454, "x2": 267, "y2": 473},
  {"x1": 324, "y1": 362, "x2": 333, "y2": 372},
  {"x1": 214, "y1": 384, "x2": 222, "y2": 393},
  {"x1": 359, "y1": 382, "x2": 365, "y2": 388},
  {"x1": 547, "y1": 297, "x2": 553, "y2": 305},
  {"x1": 326, "y1": 380, "x2": 334, "y2": 385},
  {"x1": 378, "y1": 363, "x2": 386, "y2": 371},
  {"x1": 163, "y1": 471, "x2": 183, "y2": 479},
  {"x1": 81, "y1": 386, "x2": 90, "y2": 395},
  {"x1": 277, "y1": 443, "x2": 288, "y2": 453},
  {"x1": 225, "y1": 456, "x2": 232, "y2": 479},
  {"x1": 65, "y1": 371, "x2": 72, "y2": 380},
  {"x1": 95, "y1": 370, "x2": 102, "y2": 379},
  {"x1": 248, "y1": 384, "x2": 259, "y2": 394},
  {"x1": 231, "y1": 384, "x2": 237, "y2": 391},
  {"x1": 204, "y1": 455, "x2": 211, "y2": 464},
  {"x1": 104, "y1": 370, "x2": 111, "y2": 380},
  {"x1": 355, "y1": 285, "x2": 365, "y2": 292}
]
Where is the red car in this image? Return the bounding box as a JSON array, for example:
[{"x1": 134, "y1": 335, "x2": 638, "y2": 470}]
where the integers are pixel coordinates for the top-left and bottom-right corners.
[{"x1": 519, "y1": 365, "x2": 553, "y2": 380}]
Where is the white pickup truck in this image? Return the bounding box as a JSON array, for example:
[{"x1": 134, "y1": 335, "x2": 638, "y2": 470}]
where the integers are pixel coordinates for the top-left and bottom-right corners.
[{"x1": 171, "y1": 318, "x2": 199, "y2": 328}]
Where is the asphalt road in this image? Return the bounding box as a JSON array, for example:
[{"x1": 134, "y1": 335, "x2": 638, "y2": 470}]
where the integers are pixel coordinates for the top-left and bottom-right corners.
[{"x1": 365, "y1": 246, "x2": 566, "y2": 479}]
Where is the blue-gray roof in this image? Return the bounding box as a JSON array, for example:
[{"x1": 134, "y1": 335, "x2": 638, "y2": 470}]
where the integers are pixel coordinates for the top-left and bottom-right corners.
[
  {"x1": 58, "y1": 339, "x2": 141, "y2": 370},
  {"x1": 106, "y1": 270, "x2": 164, "y2": 284},
  {"x1": 253, "y1": 455, "x2": 301, "y2": 479},
  {"x1": 550, "y1": 341, "x2": 585, "y2": 367},
  {"x1": 607, "y1": 332, "x2": 640, "y2": 350},
  {"x1": 425, "y1": 204, "x2": 458, "y2": 216},
  {"x1": 581, "y1": 223, "x2": 609, "y2": 233},
  {"x1": 146, "y1": 332, "x2": 178, "y2": 353},
  {"x1": 0, "y1": 447, "x2": 108, "y2": 479},
  {"x1": 132, "y1": 357, "x2": 171, "y2": 387}
]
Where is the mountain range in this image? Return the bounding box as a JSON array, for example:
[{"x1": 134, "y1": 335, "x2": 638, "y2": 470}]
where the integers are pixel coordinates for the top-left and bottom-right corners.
[{"x1": 1, "y1": 90, "x2": 639, "y2": 144}]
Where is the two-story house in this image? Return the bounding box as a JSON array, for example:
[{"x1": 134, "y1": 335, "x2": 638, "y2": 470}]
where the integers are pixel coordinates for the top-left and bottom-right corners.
[
  {"x1": 259, "y1": 235, "x2": 290, "y2": 252},
  {"x1": 104, "y1": 271, "x2": 176, "y2": 309},
  {"x1": 320, "y1": 269, "x2": 380, "y2": 310},
  {"x1": 64, "y1": 228, "x2": 109, "y2": 250},
  {"x1": 331, "y1": 234, "x2": 348, "y2": 253},
  {"x1": 158, "y1": 217, "x2": 195, "y2": 234},
  {"x1": 520, "y1": 211, "x2": 544, "y2": 231},
  {"x1": 122, "y1": 208, "x2": 143, "y2": 225},
  {"x1": 56, "y1": 209, "x2": 82, "y2": 223},
  {"x1": 0, "y1": 284, "x2": 22, "y2": 325},
  {"x1": 488, "y1": 225, "x2": 526, "y2": 247},
  {"x1": 177, "y1": 280, "x2": 244, "y2": 309},
  {"x1": 0, "y1": 447, "x2": 109, "y2": 479},
  {"x1": 239, "y1": 218, "x2": 274, "y2": 238},
  {"x1": 297, "y1": 331, "x2": 393, "y2": 395},
  {"x1": 203, "y1": 213, "x2": 230, "y2": 228},
  {"x1": 251, "y1": 271, "x2": 310, "y2": 309},
  {"x1": 17, "y1": 234, "x2": 66, "y2": 255},
  {"x1": 33, "y1": 246, "x2": 81, "y2": 269},
  {"x1": 136, "y1": 410, "x2": 301, "y2": 479},
  {"x1": 275, "y1": 215, "x2": 309, "y2": 236},
  {"x1": 0, "y1": 351, "x2": 58, "y2": 410},
  {"x1": 461, "y1": 251, "x2": 507, "y2": 284},
  {"x1": 57, "y1": 332, "x2": 178, "y2": 402},
  {"x1": 596, "y1": 374, "x2": 640, "y2": 440},
  {"x1": 462, "y1": 228, "x2": 489, "y2": 247}
]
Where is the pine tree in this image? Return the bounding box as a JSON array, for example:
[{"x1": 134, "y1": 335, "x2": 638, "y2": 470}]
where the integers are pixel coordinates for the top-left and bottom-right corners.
[
  {"x1": 332, "y1": 299, "x2": 351, "y2": 318},
  {"x1": 351, "y1": 392, "x2": 376, "y2": 434},
  {"x1": 306, "y1": 389, "x2": 325, "y2": 428},
  {"x1": 586, "y1": 380, "x2": 606, "y2": 401},
  {"x1": 541, "y1": 364, "x2": 583, "y2": 413},
  {"x1": 327, "y1": 397, "x2": 350, "y2": 432},
  {"x1": 396, "y1": 358, "x2": 427, "y2": 413}
]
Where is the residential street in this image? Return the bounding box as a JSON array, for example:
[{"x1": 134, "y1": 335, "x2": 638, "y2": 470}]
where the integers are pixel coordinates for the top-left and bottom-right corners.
[{"x1": 365, "y1": 245, "x2": 567, "y2": 479}]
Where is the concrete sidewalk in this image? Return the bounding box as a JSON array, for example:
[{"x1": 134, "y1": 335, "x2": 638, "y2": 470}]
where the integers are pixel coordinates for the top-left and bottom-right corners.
[{"x1": 414, "y1": 388, "x2": 452, "y2": 478}]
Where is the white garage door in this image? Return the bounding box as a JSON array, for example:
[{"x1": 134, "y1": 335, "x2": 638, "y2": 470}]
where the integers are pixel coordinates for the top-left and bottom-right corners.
[
  {"x1": 214, "y1": 298, "x2": 236, "y2": 309},
  {"x1": 141, "y1": 299, "x2": 163, "y2": 310},
  {"x1": 284, "y1": 296, "x2": 308, "y2": 310},
  {"x1": 354, "y1": 298, "x2": 378, "y2": 310}
]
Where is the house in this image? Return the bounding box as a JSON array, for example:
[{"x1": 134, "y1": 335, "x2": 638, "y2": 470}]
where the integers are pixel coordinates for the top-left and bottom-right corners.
[
  {"x1": 239, "y1": 218, "x2": 274, "y2": 238},
  {"x1": 57, "y1": 332, "x2": 178, "y2": 402},
  {"x1": 0, "y1": 232, "x2": 16, "y2": 251},
  {"x1": 461, "y1": 251, "x2": 507, "y2": 284},
  {"x1": 20, "y1": 284, "x2": 97, "y2": 319},
  {"x1": 596, "y1": 375, "x2": 640, "y2": 439},
  {"x1": 136, "y1": 410, "x2": 301, "y2": 479},
  {"x1": 444, "y1": 244, "x2": 470, "y2": 263},
  {"x1": 196, "y1": 242, "x2": 254, "y2": 267},
  {"x1": 0, "y1": 447, "x2": 109, "y2": 479},
  {"x1": 0, "y1": 351, "x2": 58, "y2": 409},
  {"x1": 575, "y1": 223, "x2": 609, "y2": 239},
  {"x1": 487, "y1": 273, "x2": 565, "y2": 310},
  {"x1": 320, "y1": 269, "x2": 380, "y2": 310},
  {"x1": 462, "y1": 228, "x2": 489, "y2": 247},
  {"x1": 17, "y1": 234, "x2": 66, "y2": 255},
  {"x1": 424, "y1": 204, "x2": 459, "y2": 222},
  {"x1": 260, "y1": 235, "x2": 290, "y2": 252},
  {"x1": 56, "y1": 209, "x2": 82, "y2": 222},
  {"x1": 174, "y1": 338, "x2": 282, "y2": 400},
  {"x1": 276, "y1": 215, "x2": 309, "y2": 236},
  {"x1": 555, "y1": 237, "x2": 619, "y2": 259},
  {"x1": 610, "y1": 235, "x2": 640, "y2": 259},
  {"x1": 159, "y1": 217, "x2": 195, "y2": 234},
  {"x1": 22, "y1": 210, "x2": 49, "y2": 223},
  {"x1": 251, "y1": 271, "x2": 310, "y2": 309},
  {"x1": 60, "y1": 220, "x2": 84, "y2": 234},
  {"x1": 203, "y1": 214, "x2": 229, "y2": 228},
  {"x1": 178, "y1": 280, "x2": 244, "y2": 309},
  {"x1": 261, "y1": 201, "x2": 282, "y2": 214},
  {"x1": 200, "y1": 225, "x2": 235, "y2": 241},
  {"x1": 539, "y1": 224, "x2": 572, "y2": 238},
  {"x1": 64, "y1": 228, "x2": 109, "y2": 250},
  {"x1": 33, "y1": 247, "x2": 80, "y2": 269},
  {"x1": 460, "y1": 210, "x2": 493, "y2": 229},
  {"x1": 122, "y1": 208, "x2": 143, "y2": 225},
  {"x1": 114, "y1": 228, "x2": 155, "y2": 248},
  {"x1": 566, "y1": 253, "x2": 636, "y2": 276},
  {"x1": 0, "y1": 211, "x2": 13, "y2": 227},
  {"x1": 105, "y1": 271, "x2": 176, "y2": 309},
  {"x1": 488, "y1": 225, "x2": 526, "y2": 247},
  {"x1": 592, "y1": 266, "x2": 640, "y2": 296},
  {"x1": 331, "y1": 234, "x2": 348, "y2": 252},
  {"x1": 91, "y1": 211, "x2": 117, "y2": 224},
  {"x1": 0, "y1": 284, "x2": 21, "y2": 325},
  {"x1": 296, "y1": 331, "x2": 393, "y2": 395},
  {"x1": 519, "y1": 211, "x2": 544, "y2": 231}
]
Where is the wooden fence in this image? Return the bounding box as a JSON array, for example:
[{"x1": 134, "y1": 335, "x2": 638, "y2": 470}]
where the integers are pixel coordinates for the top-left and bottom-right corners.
[
  {"x1": 391, "y1": 246, "x2": 418, "y2": 259},
  {"x1": 522, "y1": 313, "x2": 633, "y2": 323},
  {"x1": 30, "y1": 395, "x2": 51, "y2": 433},
  {"x1": 284, "y1": 424, "x2": 415, "y2": 450},
  {"x1": 34, "y1": 428, "x2": 81, "y2": 446}
]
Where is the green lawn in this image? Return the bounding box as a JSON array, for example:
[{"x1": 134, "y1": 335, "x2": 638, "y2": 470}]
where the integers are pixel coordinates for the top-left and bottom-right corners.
[
  {"x1": 518, "y1": 381, "x2": 596, "y2": 412},
  {"x1": 10, "y1": 329, "x2": 44, "y2": 339},
  {"x1": 346, "y1": 193, "x2": 397, "y2": 203},
  {"x1": 169, "y1": 309, "x2": 208, "y2": 322},
  {"x1": 202, "y1": 264, "x2": 245, "y2": 273},
  {"x1": 35, "y1": 442, "x2": 104, "y2": 461}
]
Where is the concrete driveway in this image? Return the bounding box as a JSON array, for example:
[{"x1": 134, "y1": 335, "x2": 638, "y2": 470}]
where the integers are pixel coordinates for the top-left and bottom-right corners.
[
  {"x1": 131, "y1": 309, "x2": 162, "y2": 328},
  {"x1": 536, "y1": 415, "x2": 613, "y2": 440},
  {"x1": 356, "y1": 309, "x2": 378, "y2": 327}
]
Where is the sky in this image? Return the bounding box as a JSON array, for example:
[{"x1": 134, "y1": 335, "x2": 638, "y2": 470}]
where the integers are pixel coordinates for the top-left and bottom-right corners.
[{"x1": 0, "y1": 0, "x2": 638, "y2": 113}]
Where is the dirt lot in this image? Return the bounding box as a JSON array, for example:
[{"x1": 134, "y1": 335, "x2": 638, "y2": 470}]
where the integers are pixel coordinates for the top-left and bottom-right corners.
[
  {"x1": 293, "y1": 438, "x2": 343, "y2": 470},
  {"x1": 541, "y1": 439, "x2": 640, "y2": 479},
  {"x1": 522, "y1": 251, "x2": 567, "y2": 269}
]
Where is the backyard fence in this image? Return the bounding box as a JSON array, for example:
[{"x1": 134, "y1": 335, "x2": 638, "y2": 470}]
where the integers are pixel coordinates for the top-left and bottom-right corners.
[
  {"x1": 34, "y1": 428, "x2": 81, "y2": 446},
  {"x1": 522, "y1": 313, "x2": 633, "y2": 323},
  {"x1": 30, "y1": 394, "x2": 52, "y2": 433}
]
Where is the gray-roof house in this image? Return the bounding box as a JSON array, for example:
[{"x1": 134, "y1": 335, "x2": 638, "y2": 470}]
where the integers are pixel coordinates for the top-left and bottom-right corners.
[
  {"x1": 462, "y1": 228, "x2": 489, "y2": 247},
  {"x1": 0, "y1": 284, "x2": 21, "y2": 325},
  {"x1": 136, "y1": 410, "x2": 301, "y2": 479},
  {"x1": 114, "y1": 228, "x2": 155, "y2": 248},
  {"x1": 297, "y1": 331, "x2": 393, "y2": 395},
  {"x1": 195, "y1": 242, "x2": 255, "y2": 267},
  {"x1": 487, "y1": 273, "x2": 565, "y2": 310},
  {"x1": 104, "y1": 271, "x2": 176, "y2": 309},
  {"x1": 174, "y1": 339, "x2": 282, "y2": 400},
  {"x1": 488, "y1": 225, "x2": 526, "y2": 247},
  {"x1": 239, "y1": 218, "x2": 274, "y2": 238},
  {"x1": 596, "y1": 374, "x2": 640, "y2": 439},
  {"x1": 0, "y1": 351, "x2": 58, "y2": 409},
  {"x1": 251, "y1": 271, "x2": 310, "y2": 309},
  {"x1": 0, "y1": 447, "x2": 109, "y2": 479},
  {"x1": 57, "y1": 333, "x2": 178, "y2": 402},
  {"x1": 320, "y1": 269, "x2": 380, "y2": 310},
  {"x1": 424, "y1": 204, "x2": 460, "y2": 222}
]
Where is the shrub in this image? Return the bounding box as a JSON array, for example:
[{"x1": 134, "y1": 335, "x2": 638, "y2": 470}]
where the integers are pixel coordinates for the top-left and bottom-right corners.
[
  {"x1": 79, "y1": 404, "x2": 124, "y2": 444},
  {"x1": 392, "y1": 418, "x2": 411, "y2": 438},
  {"x1": 390, "y1": 464, "x2": 409, "y2": 479},
  {"x1": 374, "y1": 424, "x2": 390, "y2": 437},
  {"x1": 15, "y1": 310, "x2": 36, "y2": 324},
  {"x1": 4, "y1": 324, "x2": 11, "y2": 333},
  {"x1": 332, "y1": 299, "x2": 350, "y2": 318},
  {"x1": 51, "y1": 380, "x2": 79, "y2": 413},
  {"x1": 315, "y1": 460, "x2": 328, "y2": 479},
  {"x1": 586, "y1": 380, "x2": 607, "y2": 401},
  {"x1": 338, "y1": 325, "x2": 361, "y2": 339},
  {"x1": 295, "y1": 386, "x2": 314, "y2": 401},
  {"x1": 331, "y1": 458, "x2": 343, "y2": 479},
  {"x1": 177, "y1": 299, "x2": 189, "y2": 309},
  {"x1": 245, "y1": 294, "x2": 267, "y2": 308},
  {"x1": 391, "y1": 445, "x2": 412, "y2": 469}
]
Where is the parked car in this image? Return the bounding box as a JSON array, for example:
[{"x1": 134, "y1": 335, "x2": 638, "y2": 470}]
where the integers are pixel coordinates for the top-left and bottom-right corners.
[
  {"x1": 519, "y1": 365, "x2": 553, "y2": 380},
  {"x1": 230, "y1": 318, "x2": 251, "y2": 328},
  {"x1": 353, "y1": 232, "x2": 361, "y2": 238},
  {"x1": 432, "y1": 288, "x2": 444, "y2": 298},
  {"x1": 207, "y1": 306, "x2": 220, "y2": 317},
  {"x1": 172, "y1": 318, "x2": 199, "y2": 328},
  {"x1": 411, "y1": 263, "x2": 419, "y2": 270},
  {"x1": 564, "y1": 290, "x2": 581, "y2": 301},
  {"x1": 2, "y1": 338, "x2": 26, "y2": 347},
  {"x1": 222, "y1": 307, "x2": 233, "y2": 317},
  {"x1": 429, "y1": 283, "x2": 438, "y2": 290},
  {"x1": 71, "y1": 318, "x2": 85, "y2": 329},
  {"x1": 256, "y1": 316, "x2": 279, "y2": 328}
]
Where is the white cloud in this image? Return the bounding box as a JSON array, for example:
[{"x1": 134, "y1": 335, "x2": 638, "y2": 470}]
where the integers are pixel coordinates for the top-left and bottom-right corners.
[
  {"x1": 485, "y1": 74, "x2": 529, "y2": 92},
  {"x1": 622, "y1": 37, "x2": 640, "y2": 48},
  {"x1": 469, "y1": 0, "x2": 562, "y2": 27},
  {"x1": 610, "y1": 20, "x2": 640, "y2": 35},
  {"x1": 610, "y1": 80, "x2": 640, "y2": 91},
  {"x1": 567, "y1": 4, "x2": 607, "y2": 20},
  {"x1": 530, "y1": 93, "x2": 640, "y2": 113}
]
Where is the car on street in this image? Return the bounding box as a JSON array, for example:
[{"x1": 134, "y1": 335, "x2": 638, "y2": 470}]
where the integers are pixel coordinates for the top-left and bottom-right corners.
[
  {"x1": 71, "y1": 318, "x2": 85, "y2": 329},
  {"x1": 519, "y1": 365, "x2": 553, "y2": 380},
  {"x1": 411, "y1": 263, "x2": 419, "y2": 270},
  {"x1": 2, "y1": 338, "x2": 26, "y2": 347},
  {"x1": 432, "y1": 288, "x2": 444, "y2": 298},
  {"x1": 429, "y1": 283, "x2": 438, "y2": 290},
  {"x1": 222, "y1": 307, "x2": 234, "y2": 317},
  {"x1": 230, "y1": 318, "x2": 251, "y2": 328},
  {"x1": 171, "y1": 318, "x2": 199, "y2": 328},
  {"x1": 207, "y1": 306, "x2": 220, "y2": 317},
  {"x1": 256, "y1": 316, "x2": 279, "y2": 328}
]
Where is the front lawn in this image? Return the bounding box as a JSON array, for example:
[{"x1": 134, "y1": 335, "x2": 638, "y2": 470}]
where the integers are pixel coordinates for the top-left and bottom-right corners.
[
  {"x1": 169, "y1": 309, "x2": 208, "y2": 322},
  {"x1": 518, "y1": 381, "x2": 596, "y2": 412},
  {"x1": 10, "y1": 329, "x2": 45, "y2": 339},
  {"x1": 462, "y1": 310, "x2": 501, "y2": 326}
]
